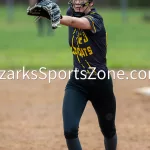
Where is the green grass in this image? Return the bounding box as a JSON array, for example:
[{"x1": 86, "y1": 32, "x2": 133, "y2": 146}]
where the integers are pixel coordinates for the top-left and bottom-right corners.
[{"x1": 0, "y1": 5, "x2": 150, "y2": 69}]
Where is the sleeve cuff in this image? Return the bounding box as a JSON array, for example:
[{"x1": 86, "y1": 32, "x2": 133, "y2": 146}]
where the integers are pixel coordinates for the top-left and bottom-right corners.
[{"x1": 84, "y1": 15, "x2": 97, "y2": 33}]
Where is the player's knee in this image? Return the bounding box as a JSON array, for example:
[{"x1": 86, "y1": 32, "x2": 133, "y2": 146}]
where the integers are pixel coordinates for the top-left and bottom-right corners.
[
  {"x1": 101, "y1": 125, "x2": 116, "y2": 139},
  {"x1": 100, "y1": 122, "x2": 116, "y2": 138},
  {"x1": 64, "y1": 128, "x2": 79, "y2": 139}
]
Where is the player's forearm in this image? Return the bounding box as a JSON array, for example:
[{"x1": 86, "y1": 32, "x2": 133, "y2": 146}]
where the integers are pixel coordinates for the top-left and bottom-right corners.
[
  {"x1": 60, "y1": 15, "x2": 91, "y2": 30},
  {"x1": 60, "y1": 16, "x2": 78, "y2": 27}
]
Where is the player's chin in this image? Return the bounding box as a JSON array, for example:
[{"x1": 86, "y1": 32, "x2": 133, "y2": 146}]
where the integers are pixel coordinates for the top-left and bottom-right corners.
[{"x1": 73, "y1": 7, "x2": 84, "y2": 12}]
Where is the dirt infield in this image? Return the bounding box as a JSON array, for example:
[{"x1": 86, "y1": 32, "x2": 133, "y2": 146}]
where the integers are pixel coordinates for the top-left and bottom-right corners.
[{"x1": 0, "y1": 71, "x2": 149, "y2": 150}]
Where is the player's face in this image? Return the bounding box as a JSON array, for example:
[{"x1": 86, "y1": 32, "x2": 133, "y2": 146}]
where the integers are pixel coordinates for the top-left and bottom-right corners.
[{"x1": 72, "y1": 0, "x2": 89, "y2": 12}]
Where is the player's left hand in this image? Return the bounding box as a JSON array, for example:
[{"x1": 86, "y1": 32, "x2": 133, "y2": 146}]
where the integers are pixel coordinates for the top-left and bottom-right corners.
[{"x1": 27, "y1": 0, "x2": 62, "y2": 29}]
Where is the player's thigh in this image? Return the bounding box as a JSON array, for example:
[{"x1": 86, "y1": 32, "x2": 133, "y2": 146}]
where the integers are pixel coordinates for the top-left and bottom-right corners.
[
  {"x1": 90, "y1": 76, "x2": 116, "y2": 134},
  {"x1": 62, "y1": 87, "x2": 88, "y2": 131},
  {"x1": 91, "y1": 90, "x2": 116, "y2": 124}
]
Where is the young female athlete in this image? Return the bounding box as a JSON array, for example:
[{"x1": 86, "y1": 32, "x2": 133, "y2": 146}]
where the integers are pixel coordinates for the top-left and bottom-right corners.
[{"x1": 59, "y1": 0, "x2": 118, "y2": 150}]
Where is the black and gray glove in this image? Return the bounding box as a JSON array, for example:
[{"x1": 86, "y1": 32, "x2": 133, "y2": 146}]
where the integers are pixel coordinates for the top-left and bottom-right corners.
[{"x1": 27, "y1": 0, "x2": 62, "y2": 29}]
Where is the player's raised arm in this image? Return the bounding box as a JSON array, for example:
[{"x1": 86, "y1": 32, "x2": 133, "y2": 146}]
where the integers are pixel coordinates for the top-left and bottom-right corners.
[
  {"x1": 60, "y1": 16, "x2": 91, "y2": 30},
  {"x1": 27, "y1": 0, "x2": 101, "y2": 31}
]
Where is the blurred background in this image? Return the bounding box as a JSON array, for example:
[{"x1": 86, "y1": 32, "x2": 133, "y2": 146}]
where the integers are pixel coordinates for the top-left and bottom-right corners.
[{"x1": 0, "y1": 0, "x2": 150, "y2": 70}]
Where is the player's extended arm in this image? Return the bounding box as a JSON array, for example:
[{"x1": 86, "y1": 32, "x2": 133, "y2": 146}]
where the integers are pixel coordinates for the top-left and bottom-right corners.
[
  {"x1": 60, "y1": 16, "x2": 92, "y2": 30},
  {"x1": 26, "y1": 0, "x2": 92, "y2": 30}
]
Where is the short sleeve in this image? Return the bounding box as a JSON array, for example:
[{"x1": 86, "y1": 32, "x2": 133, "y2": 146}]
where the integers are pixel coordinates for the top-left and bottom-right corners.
[{"x1": 84, "y1": 13, "x2": 104, "y2": 34}]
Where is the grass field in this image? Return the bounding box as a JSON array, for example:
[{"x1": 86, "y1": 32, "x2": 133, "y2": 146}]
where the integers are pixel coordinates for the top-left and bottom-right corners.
[{"x1": 0, "y1": 5, "x2": 150, "y2": 69}]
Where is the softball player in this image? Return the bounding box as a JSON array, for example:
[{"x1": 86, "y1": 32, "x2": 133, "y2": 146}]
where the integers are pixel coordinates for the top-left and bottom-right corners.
[{"x1": 59, "y1": 0, "x2": 118, "y2": 149}]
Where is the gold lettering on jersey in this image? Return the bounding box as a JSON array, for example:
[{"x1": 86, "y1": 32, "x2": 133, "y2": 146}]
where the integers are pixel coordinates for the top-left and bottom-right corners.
[
  {"x1": 82, "y1": 32, "x2": 88, "y2": 43},
  {"x1": 77, "y1": 31, "x2": 89, "y2": 45},
  {"x1": 72, "y1": 46, "x2": 93, "y2": 57},
  {"x1": 77, "y1": 48, "x2": 80, "y2": 55},
  {"x1": 71, "y1": 31, "x2": 93, "y2": 57},
  {"x1": 87, "y1": 46, "x2": 93, "y2": 55},
  {"x1": 72, "y1": 47, "x2": 77, "y2": 55},
  {"x1": 78, "y1": 37, "x2": 82, "y2": 44}
]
